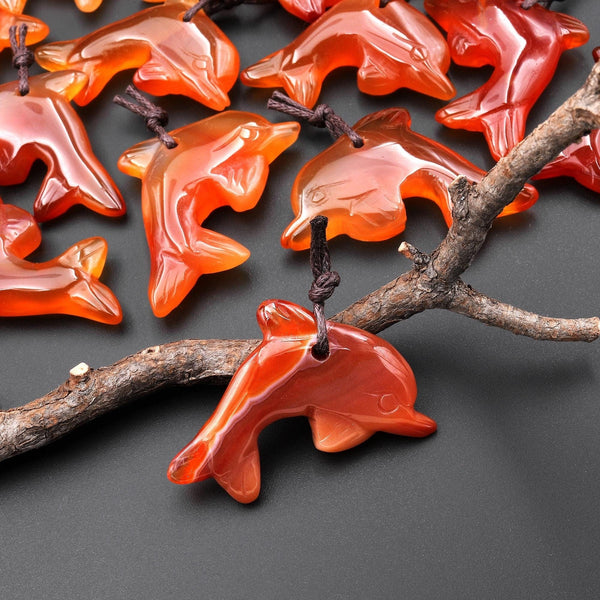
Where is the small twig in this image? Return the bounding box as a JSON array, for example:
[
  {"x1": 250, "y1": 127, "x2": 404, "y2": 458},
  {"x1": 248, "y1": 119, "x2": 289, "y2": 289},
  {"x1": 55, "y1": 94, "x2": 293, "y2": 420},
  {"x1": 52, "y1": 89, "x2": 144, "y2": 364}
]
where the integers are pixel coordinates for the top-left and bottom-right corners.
[
  {"x1": 268, "y1": 91, "x2": 364, "y2": 148},
  {"x1": 183, "y1": 0, "x2": 275, "y2": 20},
  {"x1": 113, "y1": 85, "x2": 177, "y2": 149},
  {"x1": 308, "y1": 216, "x2": 340, "y2": 359},
  {"x1": 9, "y1": 24, "x2": 34, "y2": 96}
]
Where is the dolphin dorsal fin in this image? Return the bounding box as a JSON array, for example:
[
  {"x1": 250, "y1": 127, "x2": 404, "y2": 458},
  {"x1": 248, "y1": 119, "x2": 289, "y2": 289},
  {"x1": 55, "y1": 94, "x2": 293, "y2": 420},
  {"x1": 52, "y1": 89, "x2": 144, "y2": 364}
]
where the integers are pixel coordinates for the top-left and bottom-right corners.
[
  {"x1": 36, "y1": 71, "x2": 89, "y2": 101},
  {"x1": 354, "y1": 108, "x2": 412, "y2": 134},
  {"x1": 256, "y1": 300, "x2": 317, "y2": 340},
  {"x1": 117, "y1": 139, "x2": 162, "y2": 178}
]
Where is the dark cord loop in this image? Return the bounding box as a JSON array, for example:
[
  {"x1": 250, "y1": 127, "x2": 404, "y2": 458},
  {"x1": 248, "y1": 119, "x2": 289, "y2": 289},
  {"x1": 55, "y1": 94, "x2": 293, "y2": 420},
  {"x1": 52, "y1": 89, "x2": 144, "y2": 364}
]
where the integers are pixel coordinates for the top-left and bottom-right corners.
[
  {"x1": 113, "y1": 85, "x2": 177, "y2": 149},
  {"x1": 9, "y1": 25, "x2": 34, "y2": 96}
]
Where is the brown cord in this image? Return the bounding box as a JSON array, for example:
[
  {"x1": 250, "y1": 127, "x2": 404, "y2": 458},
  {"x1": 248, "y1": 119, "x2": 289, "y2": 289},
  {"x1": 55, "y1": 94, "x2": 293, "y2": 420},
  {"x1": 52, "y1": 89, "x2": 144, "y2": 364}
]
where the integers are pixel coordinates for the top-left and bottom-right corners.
[
  {"x1": 113, "y1": 85, "x2": 177, "y2": 149},
  {"x1": 308, "y1": 216, "x2": 340, "y2": 359},
  {"x1": 9, "y1": 25, "x2": 34, "y2": 96},
  {"x1": 268, "y1": 91, "x2": 364, "y2": 148},
  {"x1": 183, "y1": 0, "x2": 275, "y2": 20}
]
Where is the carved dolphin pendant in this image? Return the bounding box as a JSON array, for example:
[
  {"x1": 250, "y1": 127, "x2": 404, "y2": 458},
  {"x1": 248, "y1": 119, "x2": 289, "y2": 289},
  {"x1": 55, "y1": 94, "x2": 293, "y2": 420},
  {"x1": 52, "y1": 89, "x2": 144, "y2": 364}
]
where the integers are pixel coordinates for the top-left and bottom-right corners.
[
  {"x1": 0, "y1": 0, "x2": 48, "y2": 52},
  {"x1": 118, "y1": 112, "x2": 299, "y2": 317},
  {"x1": 35, "y1": 0, "x2": 239, "y2": 110},
  {"x1": 0, "y1": 198, "x2": 122, "y2": 324},
  {"x1": 241, "y1": 0, "x2": 455, "y2": 109},
  {"x1": 424, "y1": 0, "x2": 589, "y2": 160},
  {"x1": 0, "y1": 71, "x2": 125, "y2": 222},
  {"x1": 168, "y1": 299, "x2": 436, "y2": 503},
  {"x1": 281, "y1": 108, "x2": 538, "y2": 250}
]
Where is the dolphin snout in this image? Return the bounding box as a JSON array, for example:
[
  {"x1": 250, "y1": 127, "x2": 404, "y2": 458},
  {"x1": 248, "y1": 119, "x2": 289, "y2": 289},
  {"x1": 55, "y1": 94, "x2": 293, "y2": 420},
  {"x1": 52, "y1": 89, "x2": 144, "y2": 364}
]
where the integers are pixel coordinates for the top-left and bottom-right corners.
[
  {"x1": 260, "y1": 122, "x2": 301, "y2": 162},
  {"x1": 281, "y1": 214, "x2": 312, "y2": 250}
]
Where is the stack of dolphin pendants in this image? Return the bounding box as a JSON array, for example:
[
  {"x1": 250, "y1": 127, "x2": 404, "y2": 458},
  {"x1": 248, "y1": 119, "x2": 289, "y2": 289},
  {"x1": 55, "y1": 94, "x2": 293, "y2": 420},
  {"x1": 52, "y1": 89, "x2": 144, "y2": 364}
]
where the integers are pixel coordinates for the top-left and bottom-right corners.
[{"x1": 0, "y1": 0, "x2": 596, "y2": 500}]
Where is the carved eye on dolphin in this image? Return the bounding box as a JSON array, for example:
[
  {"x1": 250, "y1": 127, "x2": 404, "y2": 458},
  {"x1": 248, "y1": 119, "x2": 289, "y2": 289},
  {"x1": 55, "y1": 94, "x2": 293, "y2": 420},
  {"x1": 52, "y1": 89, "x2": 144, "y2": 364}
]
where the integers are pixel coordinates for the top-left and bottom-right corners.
[
  {"x1": 281, "y1": 108, "x2": 538, "y2": 250},
  {"x1": 241, "y1": 0, "x2": 455, "y2": 109},
  {"x1": 424, "y1": 0, "x2": 589, "y2": 160},
  {"x1": 0, "y1": 71, "x2": 125, "y2": 222},
  {"x1": 34, "y1": 0, "x2": 239, "y2": 110},
  {"x1": 168, "y1": 299, "x2": 436, "y2": 503},
  {"x1": 117, "y1": 111, "x2": 300, "y2": 318},
  {"x1": 0, "y1": 0, "x2": 48, "y2": 52},
  {"x1": 0, "y1": 198, "x2": 122, "y2": 324}
]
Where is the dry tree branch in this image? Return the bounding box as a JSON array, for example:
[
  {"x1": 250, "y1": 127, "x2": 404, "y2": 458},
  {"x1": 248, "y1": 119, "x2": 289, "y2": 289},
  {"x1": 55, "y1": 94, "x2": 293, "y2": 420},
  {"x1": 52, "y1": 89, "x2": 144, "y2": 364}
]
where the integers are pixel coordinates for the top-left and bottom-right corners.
[{"x1": 2, "y1": 62, "x2": 600, "y2": 465}]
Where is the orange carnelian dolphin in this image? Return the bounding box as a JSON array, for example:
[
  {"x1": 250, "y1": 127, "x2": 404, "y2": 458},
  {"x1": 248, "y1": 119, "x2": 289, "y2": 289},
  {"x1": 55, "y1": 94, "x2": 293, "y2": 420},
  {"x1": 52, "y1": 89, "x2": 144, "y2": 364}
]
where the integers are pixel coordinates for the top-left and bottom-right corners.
[
  {"x1": 0, "y1": 0, "x2": 48, "y2": 52},
  {"x1": 424, "y1": 0, "x2": 589, "y2": 160},
  {"x1": 281, "y1": 108, "x2": 538, "y2": 250},
  {"x1": 168, "y1": 299, "x2": 436, "y2": 503},
  {"x1": 0, "y1": 198, "x2": 122, "y2": 324},
  {"x1": 118, "y1": 112, "x2": 299, "y2": 317},
  {"x1": 0, "y1": 71, "x2": 125, "y2": 222},
  {"x1": 241, "y1": 0, "x2": 455, "y2": 109},
  {"x1": 35, "y1": 0, "x2": 238, "y2": 110}
]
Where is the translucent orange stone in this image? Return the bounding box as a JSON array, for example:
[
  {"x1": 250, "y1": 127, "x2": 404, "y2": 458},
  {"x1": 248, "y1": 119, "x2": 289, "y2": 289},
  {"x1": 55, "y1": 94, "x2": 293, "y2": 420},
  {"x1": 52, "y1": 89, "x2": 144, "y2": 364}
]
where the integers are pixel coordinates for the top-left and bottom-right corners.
[
  {"x1": 0, "y1": 198, "x2": 122, "y2": 324},
  {"x1": 168, "y1": 299, "x2": 436, "y2": 503},
  {"x1": 282, "y1": 108, "x2": 538, "y2": 250},
  {"x1": 0, "y1": 71, "x2": 125, "y2": 222},
  {"x1": 0, "y1": 0, "x2": 48, "y2": 52},
  {"x1": 278, "y1": 0, "x2": 339, "y2": 22},
  {"x1": 241, "y1": 0, "x2": 455, "y2": 109},
  {"x1": 74, "y1": 0, "x2": 103, "y2": 11},
  {"x1": 118, "y1": 112, "x2": 300, "y2": 318},
  {"x1": 35, "y1": 0, "x2": 239, "y2": 110},
  {"x1": 424, "y1": 0, "x2": 589, "y2": 160}
]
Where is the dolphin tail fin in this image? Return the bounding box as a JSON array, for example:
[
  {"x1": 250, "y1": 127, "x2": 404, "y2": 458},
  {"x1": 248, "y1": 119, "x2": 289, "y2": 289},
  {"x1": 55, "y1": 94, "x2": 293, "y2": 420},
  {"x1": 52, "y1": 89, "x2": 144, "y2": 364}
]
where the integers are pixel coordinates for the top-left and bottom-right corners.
[
  {"x1": 479, "y1": 106, "x2": 527, "y2": 161},
  {"x1": 149, "y1": 228, "x2": 250, "y2": 317},
  {"x1": 35, "y1": 161, "x2": 125, "y2": 222},
  {"x1": 56, "y1": 238, "x2": 123, "y2": 324},
  {"x1": 168, "y1": 438, "x2": 262, "y2": 504}
]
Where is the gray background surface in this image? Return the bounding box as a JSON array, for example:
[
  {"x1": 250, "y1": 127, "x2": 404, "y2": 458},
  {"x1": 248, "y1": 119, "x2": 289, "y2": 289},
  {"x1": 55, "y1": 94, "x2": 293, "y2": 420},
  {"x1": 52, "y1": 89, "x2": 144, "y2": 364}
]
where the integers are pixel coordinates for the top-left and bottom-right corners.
[{"x1": 1, "y1": 1, "x2": 599, "y2": 598}]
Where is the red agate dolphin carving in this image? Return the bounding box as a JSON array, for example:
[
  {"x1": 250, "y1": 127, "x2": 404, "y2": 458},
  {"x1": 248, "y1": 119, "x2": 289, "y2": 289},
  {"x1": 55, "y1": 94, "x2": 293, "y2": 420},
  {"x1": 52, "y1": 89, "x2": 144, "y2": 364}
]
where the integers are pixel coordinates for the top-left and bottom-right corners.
[
  {"x1": 35, "y1": 0, "x2": 239, "y2": 110},
  {"x1": 281, "y1": 108, "x2": 538, "y2": 250},
  {"x1": 0, "y1": 71, "x2": 125, "y2": 222},
  {"x1": 168, "y1": 299, "x2": 436, "y2": 503},
  {"x1": 424, "y1": 0, "x2": 589, "y2": 160},
  {"x1": 0, "y1": 0, "x2": 48, "y2": 52},
  {"x1": 0, "y1": 198, "x2": 122, "y2": 324},
  {"x1": 241, "y1": 0, "x2": 455, "y2": 109},
  {"x1": 117, "y1": 111, "x2": 299, "y2": 317}
]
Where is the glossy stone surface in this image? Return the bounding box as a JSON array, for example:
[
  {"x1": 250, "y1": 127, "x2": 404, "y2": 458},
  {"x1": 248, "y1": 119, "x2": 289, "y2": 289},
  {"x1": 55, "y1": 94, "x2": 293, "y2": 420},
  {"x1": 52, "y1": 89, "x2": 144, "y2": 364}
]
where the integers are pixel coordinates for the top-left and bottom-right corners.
[
  {"x1": 278, "y1": 0, "x2": 340, "y2": 22},
  {"x1": 0, "y1": 198, "x2": 122, "y2": 323},
  {"x1": 35, "y1": 0, "x2": 239, "y2": 109},
  {"x1": 118, "y1": 112, "x2": 299, "y2": 318},
  {"x1": 0, "y1": 71, "x2": 125, "y2": 222},
  {"x1": 424, "y1": 0, "x2": 589, "y2": 160},
  {"x1": 282, "y1": 108, "x2": 538, "y2": 250},
  {"x1": 0, "y1": 0, "x2": 48, "y2": 52},
  {"x1": 241, "y1": 0, "x2": 455, "y2": 109},
  {"x1": 168, "y1": 299, "x2": 436, "y2": 503},
  {"x1": 74, "y1": 0, "x2": 103, "y2": 11}
]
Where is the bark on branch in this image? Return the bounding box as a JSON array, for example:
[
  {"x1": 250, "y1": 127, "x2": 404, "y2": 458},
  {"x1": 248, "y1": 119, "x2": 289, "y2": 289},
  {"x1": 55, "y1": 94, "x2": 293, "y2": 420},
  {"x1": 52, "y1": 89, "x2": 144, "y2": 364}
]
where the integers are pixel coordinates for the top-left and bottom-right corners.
[{"x1": 2, "y1": 62, "x2": 600, "y2": 465}]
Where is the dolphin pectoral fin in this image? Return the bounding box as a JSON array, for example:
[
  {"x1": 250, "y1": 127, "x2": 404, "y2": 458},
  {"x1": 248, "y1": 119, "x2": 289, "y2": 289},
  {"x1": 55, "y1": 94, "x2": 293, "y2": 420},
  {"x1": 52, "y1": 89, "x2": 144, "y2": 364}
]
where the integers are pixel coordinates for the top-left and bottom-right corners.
[
  {"x1": 38, "y1": 70, "x2": 89, "y2": 101},
  {"x1": 309, "y1": 409, "x2": 373, "y2": 453},
  {"x1": 499, "y1": 182, "x2": 538, "y2": 218},
  {"x1": 57, "y1": 237, "x2": 107, "y2": 278},
  {"x1": 240, "y1": 50, "x2": 285, "y2": 88},
  {"x1": 35, "y1": 40, "x2": 79, "y2": 72},
  {"x1": 214, "y1": 445, "x2": 261, "y2": 504},
  {"x1": 211, "y1": 154, "x2": 268, "y2": 212},
  {"x1": 281, "y1": 63, "x2": 321, "y2": 109},
  {"x1": 0, "y1": 201, "x2": 41, "y2": 259}
]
